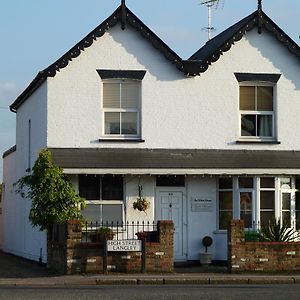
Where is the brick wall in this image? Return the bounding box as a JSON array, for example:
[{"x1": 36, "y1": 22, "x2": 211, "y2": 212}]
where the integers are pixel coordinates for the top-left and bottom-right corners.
[
  {"x1": 48, "y1": 220, "x2": 174, "y2": 274},
  {"x1": 228, "y1": 219, "x2": 300, "y2": 273}
]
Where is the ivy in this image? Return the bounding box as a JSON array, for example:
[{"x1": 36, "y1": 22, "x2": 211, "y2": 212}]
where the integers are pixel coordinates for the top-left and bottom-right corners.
[{"x1": 15, "y1": 149, "x2": 85, "y2": 231}]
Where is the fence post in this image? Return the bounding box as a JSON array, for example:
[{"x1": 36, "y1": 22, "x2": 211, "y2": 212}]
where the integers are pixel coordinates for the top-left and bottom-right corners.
[
  {"x1": 103, "y1": 237, "x2": 108, "y2": 274},
  {"x1": 141, "y1": 237, "x2": 146, "y2": 273}
]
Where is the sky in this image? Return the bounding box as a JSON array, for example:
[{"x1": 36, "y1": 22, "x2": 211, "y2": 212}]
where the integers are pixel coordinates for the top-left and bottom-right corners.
[{"x1": 0, "y1": 0, "x2": 299, "y2": 181}]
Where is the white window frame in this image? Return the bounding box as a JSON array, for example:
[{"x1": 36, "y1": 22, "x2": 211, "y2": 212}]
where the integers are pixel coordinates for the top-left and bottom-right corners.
[
  {"x1": 102, "y1": 79, "x2": 141, "y2": 139},
  {"x1": 80, "y1": 175, "x2": 125, "y2": 225},
  {"x1": 239, "y1": 82, "x2": 276, "y2": 141}
]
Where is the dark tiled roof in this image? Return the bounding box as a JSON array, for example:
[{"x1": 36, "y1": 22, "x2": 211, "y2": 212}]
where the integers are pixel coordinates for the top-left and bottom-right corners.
[
  {"x1": 188, "y1": 10, "x2": 300, "y2": 75},
  {"x1": 10, "y1": 4, "x2": 184, "y2": 112},
  {"x1": 50, "y1": 148, "x2": 300, "y2": 170}
]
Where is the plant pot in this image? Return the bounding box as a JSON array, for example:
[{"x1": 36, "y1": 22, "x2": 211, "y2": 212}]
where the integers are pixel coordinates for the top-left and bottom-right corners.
[{"x1": 200, "y1": 253, "x2": 212, "y2": 266}]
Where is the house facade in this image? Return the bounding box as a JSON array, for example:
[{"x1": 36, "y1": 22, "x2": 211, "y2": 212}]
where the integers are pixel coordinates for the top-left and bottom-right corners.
[{"x1": 1, "y1": 2, "x2": 300, "y2": 263}]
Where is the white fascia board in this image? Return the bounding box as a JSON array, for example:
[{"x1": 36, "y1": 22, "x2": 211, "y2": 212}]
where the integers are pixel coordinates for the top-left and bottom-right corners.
[{"x1": 63, "y1": 168, "x2": 300, "y2": 176}]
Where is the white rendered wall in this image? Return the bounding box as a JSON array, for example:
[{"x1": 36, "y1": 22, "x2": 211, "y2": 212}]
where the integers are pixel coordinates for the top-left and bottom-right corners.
[
  {"x1": 47, "y1": 26, "x2": 300, "y2": 150},
  {"x1": 2, "y1": 82, "x2": 48, "y2": 262}
]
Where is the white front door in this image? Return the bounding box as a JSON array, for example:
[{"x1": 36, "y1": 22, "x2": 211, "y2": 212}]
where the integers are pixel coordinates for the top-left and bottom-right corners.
[{"x1": 156, "y1": 190, "x2": 186, "y2": 261}]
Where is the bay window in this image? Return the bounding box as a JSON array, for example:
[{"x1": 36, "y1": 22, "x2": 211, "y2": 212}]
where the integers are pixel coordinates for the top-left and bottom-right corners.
[{"x1": 218, "y1": 178, "x2": 233, "y2": 230}]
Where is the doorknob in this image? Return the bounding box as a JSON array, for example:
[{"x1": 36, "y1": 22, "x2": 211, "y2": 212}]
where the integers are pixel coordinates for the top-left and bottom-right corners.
[{"x1": 169, "y1": 203, "x2": 172, "y2": 208}]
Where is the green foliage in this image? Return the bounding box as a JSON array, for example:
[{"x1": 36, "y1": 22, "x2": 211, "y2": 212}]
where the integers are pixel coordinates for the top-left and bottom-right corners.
[
  {"x1": 260, "y1": 218, "x2": 299, "y2": 242},
  {"x1": 133, "y1": 197, "x2": 150, "y2": 212},
  {"x1": 245, "y1": 230, "x2": 262, "y2": 242},
  {"x1": 15, "y1": 149, "x2": 85, "y2": 231}
]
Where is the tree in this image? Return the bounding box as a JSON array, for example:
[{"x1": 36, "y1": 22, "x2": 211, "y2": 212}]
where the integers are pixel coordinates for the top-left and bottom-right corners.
[{"x1": 15, "y1": 149, "x2": 85, "y2": 231}]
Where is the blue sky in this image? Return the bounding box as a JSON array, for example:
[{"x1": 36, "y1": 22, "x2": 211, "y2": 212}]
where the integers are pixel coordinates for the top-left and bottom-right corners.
[{"x1": 0, "y1": 0, "x2": 299, "y2": 181}]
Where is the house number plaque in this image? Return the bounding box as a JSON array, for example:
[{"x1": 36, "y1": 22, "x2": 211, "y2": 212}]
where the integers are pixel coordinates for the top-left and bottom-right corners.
[{"x1": 191, "y1": 198, "x2": 213, "y2": 212}]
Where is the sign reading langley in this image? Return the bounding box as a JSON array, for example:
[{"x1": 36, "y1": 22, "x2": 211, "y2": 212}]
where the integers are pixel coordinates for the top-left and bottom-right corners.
[{"x1": 107, "y1": 239, "x2": 142, "y2": 252}]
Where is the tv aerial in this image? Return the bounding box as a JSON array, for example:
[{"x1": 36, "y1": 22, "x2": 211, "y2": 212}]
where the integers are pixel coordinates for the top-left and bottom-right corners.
[{"x1": 201, "y1": 0, "x2": 224, "y2": 40}]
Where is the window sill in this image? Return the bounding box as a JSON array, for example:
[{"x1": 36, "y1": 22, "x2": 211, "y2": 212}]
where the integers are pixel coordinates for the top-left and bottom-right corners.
[
  {"x1": 236, "y1": 140, "x2": 281, "y2": 145},
  {"x1": 99, "y1": 138, "x2": 145, "y2": 143}
]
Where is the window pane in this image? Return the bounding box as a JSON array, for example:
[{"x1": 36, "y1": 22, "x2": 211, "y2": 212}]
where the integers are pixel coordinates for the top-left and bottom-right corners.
[
  {"x1": 260, "y1": 211, "x2": 275, "y2": 228},
  {"x1": 240, "y1": 86, "x2": 255, "y2": 110},
  {"x1": 239, "y1": 177, "x2": 253, "y2": 188},
  {"x1": 282, "y1": 193, "x2": 291, "y2": 210},
  {"x1": 219, "y1": 178, "x2": 232, "y2": 189},
  {"x1": 79, "y1": 175, "x2": 100, "y2": 200},
  {"x1": 296, "y1": 211, "x2": 300, "y2": 230},
  {"x1": 257, "y1": 115, "x2": 272, "y2": 137},
  {"x1": 257, "y1": 86, "x2": 273, "y2": 111},
  {"x1": 121, "y1": 112, "x2": 137, "y2": 135},
  {"x1": 103, "y1": 83, "x2": 120, "y2": 108},
  {"x1": 260, "y1": 191, "x2": 275, "y2": 209},
  {"x1": 156, "y1": 175, "x2": 185, "y2": 187},
  {"x1": 102, "y1": 204, "x2": 122, "y2": 224},
  {"x1": 219, "y1": 192, "x2": 232, "y2": 210},
  {"x1": 240, "y1": 192, "x2": 252, "y2": 228},
  {"x1": 296, "y1": 192, "x2": 300, "y2": 210},
  {"x1": 241, "y1": 114, "x2": 256, "y2": 136},
  {"x1": 280, "y1": 178, "x2": 292, "y2": 189},
  {"x1": 219, "y1": 211, "x2": 232, "y2": 230},
  {"x1": 282, "y1": 211, "x2": 291, "y2": 227},
  {"x1": 105, "y1": 112, "x2": 120, "y2": 134},
  {"x1": 260, "y1": 177, "x2": 275, "y2": 188},
  {"x1": 81, "y1": 204, "x2": 101, "y2": 223},
  {"x1": 296, "y1": 178, "x2": 300, "y2": 189},
  {"x1": 121, "y1": 83, "x2": 139, "y2": 109},
  {"x1": 102, "y1": 175, "x2": 123, "y2": 200}
]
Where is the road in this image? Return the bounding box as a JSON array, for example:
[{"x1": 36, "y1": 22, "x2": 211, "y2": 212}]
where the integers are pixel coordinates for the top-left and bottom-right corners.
[{"x1": 0, "y1": 284, "x2": 299, "y2": 300}]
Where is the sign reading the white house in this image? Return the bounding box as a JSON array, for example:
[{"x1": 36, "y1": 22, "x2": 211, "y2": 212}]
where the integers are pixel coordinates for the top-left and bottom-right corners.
[
  {"x1": 191, "y1": 198, "x2": 213, "y2": 212},
  {"x1": 107, "y1": 240, "x2": 142, "y2": 252}
]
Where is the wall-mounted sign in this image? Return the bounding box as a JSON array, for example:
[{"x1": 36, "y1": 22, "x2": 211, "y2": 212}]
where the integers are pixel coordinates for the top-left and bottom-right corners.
[
  {"x1": 191, "y1": 197, "x2": 213, "y2": 212},
  {"x1": 107, "y1": 239, "x2": 142, "y2": 252}
]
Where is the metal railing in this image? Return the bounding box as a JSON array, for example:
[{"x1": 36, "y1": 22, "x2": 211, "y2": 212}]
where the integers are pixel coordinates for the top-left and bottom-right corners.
[{"x1": 81, "y1": 220, "x2": 157, "y2": 243}]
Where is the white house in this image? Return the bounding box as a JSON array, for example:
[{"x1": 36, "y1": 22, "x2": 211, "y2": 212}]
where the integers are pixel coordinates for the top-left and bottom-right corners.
[{"x1": 1, "y1": 1, "x2": 300, "y2": 263}]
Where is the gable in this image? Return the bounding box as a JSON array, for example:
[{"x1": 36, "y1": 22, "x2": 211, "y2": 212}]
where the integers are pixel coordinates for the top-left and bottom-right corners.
[
  {"x1": 189, "y1": 10, "x2": 300, "y2": 75},
  {"x1": 10, "y1": 4, "x2": 184, "y2": 112}
]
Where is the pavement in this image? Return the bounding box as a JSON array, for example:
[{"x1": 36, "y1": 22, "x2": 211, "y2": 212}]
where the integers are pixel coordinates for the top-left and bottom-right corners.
[{"x1": 1, "y1": 251, "x2": 300, "y2": 286}]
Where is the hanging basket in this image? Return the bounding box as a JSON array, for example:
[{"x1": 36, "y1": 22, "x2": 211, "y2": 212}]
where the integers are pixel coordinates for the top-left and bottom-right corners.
[{"x1": 133, "y1": 197, "x2": 150, "y2": 212}]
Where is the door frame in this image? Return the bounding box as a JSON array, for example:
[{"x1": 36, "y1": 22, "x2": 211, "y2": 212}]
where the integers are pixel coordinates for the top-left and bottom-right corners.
[{"x1": 155, "y1": 187, "x2": 188, "y2": 261}]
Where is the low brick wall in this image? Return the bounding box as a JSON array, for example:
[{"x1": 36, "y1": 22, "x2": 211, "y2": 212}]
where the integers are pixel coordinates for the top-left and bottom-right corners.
[
  {"x1": 228, "y1": 219, "x2": 300, "y2": 273},
  {"x1": 48, "y1": 220, "x2": 174, "y2": 274}
]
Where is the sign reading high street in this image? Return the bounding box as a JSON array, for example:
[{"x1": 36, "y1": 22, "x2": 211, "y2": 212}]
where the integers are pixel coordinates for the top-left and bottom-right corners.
[{"x1": 107, "y1": 240, "x2": 142, "y2": 252}]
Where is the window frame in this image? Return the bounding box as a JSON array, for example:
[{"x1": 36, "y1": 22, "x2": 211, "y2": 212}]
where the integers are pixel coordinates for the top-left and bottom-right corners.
[
  {"x1": 217, "y1": 177, "x2": 233, "y2": 230},
  {"x1": 79, "y1": 175, "x2": 125, "y2": 224},
  {"x1": 101, "y1": 78, "x2": 141, "y2": 139},
  {"x1": 238, "y1": 82, "x2": 276, "y2": 141}
]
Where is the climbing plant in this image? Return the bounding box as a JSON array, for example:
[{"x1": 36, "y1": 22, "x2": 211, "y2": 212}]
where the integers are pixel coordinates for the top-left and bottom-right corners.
[{"x1": 15, "y1": 149, "x2": 85, "y2": 231}]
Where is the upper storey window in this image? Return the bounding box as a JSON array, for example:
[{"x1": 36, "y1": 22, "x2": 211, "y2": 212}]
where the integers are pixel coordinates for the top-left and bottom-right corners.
[
  {"x1": 240, "y1": 85, "x2": 274, "y2": 138},
  {"x1": 103, "y1": 80, "x2": 140, "y2": 137},
  {"x1": 98, "y1": 70, "x2": 146, "y2": 140}
]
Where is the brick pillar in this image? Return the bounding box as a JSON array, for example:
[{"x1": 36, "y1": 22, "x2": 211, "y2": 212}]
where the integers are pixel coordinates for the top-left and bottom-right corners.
[
  {"x1": 228, "y1": 219, "x2": 245, "y2": 273},
  {"x1": 47, "y1": 220, "x2": 82, "y2": 274}
]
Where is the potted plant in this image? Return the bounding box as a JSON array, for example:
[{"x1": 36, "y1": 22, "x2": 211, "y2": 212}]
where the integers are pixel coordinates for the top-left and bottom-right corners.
[
  {"x1": 91, "y1": 227, "x2": 115, "y2": 243},
  {"x1": 199, "y1": 236, "x2": 213, "y2": 266}
]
